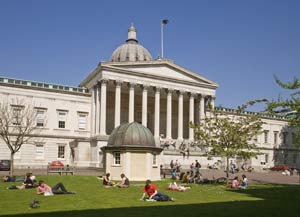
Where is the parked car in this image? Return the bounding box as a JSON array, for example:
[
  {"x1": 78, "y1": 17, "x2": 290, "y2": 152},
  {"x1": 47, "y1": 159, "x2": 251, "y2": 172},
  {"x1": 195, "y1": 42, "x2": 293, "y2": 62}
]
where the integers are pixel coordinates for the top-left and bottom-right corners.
[
  {"x1": 0, "y1": 160, "x2": 10, "y2": 171},
  {"x1": 49, "y1": 161, "x2": 64, "y2": 167},
  {"x1": 270, "y1": 165, "x2": 289, "y2": 171}
]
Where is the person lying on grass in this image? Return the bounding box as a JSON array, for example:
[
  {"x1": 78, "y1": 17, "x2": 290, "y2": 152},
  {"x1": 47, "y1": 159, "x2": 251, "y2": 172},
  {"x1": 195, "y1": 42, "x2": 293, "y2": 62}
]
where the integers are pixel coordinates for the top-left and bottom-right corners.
[
  {"x1": 140, "y1": 179, "x2": 175, "y2": 201},
  {"x1": 168, "y1": 182, "x2": 191, "y2": 192},
  {"x1": 36, "y1": 180, "x2": 75, "y2": 195}
]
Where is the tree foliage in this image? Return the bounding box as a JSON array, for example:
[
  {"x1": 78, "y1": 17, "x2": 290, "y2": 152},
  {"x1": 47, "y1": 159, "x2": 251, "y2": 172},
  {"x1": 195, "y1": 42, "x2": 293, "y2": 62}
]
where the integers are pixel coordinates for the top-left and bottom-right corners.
[
  {"x1": 191, "y1": 107, "x2": 264, "y2": 178},
  {"x1": 0, "y1": 99, "x2": 39, "y2": 176},
  {"x1": 267, "y1": 76, "x2": 300, "y2": 144}
]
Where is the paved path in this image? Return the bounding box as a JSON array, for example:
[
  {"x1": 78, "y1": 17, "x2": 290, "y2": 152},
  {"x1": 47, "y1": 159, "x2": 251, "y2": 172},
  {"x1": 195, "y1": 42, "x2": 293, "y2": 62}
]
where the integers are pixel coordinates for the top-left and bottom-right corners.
[{"x1": 1, "y1": 168, "x2": 300, "y2": 185}]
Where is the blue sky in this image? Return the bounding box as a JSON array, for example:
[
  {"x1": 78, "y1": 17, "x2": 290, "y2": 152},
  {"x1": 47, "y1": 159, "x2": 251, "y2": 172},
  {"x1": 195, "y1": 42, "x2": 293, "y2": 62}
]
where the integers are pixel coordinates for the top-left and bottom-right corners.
[{"x1": 0, "y1": 0, "x2": 299, "y2": 111}]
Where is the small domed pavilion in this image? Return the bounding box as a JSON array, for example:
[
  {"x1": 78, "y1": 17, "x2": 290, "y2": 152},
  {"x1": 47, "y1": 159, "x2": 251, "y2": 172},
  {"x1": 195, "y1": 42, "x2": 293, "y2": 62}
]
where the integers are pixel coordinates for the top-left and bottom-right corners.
[{"x1": 101, "y1": 122, "x2": 163, "y2": 181}]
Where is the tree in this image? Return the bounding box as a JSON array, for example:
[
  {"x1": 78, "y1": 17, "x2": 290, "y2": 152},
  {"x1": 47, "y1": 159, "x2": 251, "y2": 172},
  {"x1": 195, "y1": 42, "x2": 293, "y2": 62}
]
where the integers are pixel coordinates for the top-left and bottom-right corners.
[
  {"x1": 191, "y1": 106, "x2": 264, "y2": 178},
  {"x1": 267, "y1": 76, "x2": 300, "y2": 144},
  {"x1": 0, "y1": 99, "x2": 39, "y2": 176}
]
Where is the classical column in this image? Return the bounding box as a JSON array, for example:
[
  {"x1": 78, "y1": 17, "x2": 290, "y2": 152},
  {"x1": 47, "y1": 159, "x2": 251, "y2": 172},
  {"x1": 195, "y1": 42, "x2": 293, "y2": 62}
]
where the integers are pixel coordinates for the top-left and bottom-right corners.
[
  {"x1": 177, "y1": 91, "x2": 184, "y2": 140},
  {"x1": 166, "y1": 89, "x2": 173, "y2": 139},
  {"x1": 91, "y1": 86, "x2": 96, "y2": 135},
  {"x1": 154, "y1": 87, "x2": 160, "y2": 138},
  {"x1": 210, "y1": 96, "x2": 215, "y2": 111},
  {"x1": 128, "y1": 83, "x2": 135, "y2": 123},
  {"x1": 199, "y1": 94, "x2": 206, "y2": 123},
  {"x1": 142, "y1": 85, "x2": 148, "y2": 127},
  {"x1": 114, "y1": 81, "x2": 122, "y2": 128},
  {"x1": 99, "y1": 79, "x2": 108, "y2": 135},
  {"x1": 189, "y1": 93, "x2": 195, "y2": 140},
  {"x1": 95, "y1": 84, "x2": 100, "y2": 134}
]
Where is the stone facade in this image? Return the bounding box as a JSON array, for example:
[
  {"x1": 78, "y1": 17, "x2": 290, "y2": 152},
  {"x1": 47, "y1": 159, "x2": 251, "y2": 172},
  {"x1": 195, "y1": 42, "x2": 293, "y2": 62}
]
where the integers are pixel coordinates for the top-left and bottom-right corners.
[{"x1": 0, "y1": 25, "x2": 299, "y2": 175}]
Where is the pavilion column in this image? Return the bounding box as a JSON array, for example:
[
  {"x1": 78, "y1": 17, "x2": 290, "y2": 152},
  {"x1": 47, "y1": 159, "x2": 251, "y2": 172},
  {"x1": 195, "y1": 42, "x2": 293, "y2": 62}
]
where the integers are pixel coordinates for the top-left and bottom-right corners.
[
  {"x1": 177, "y1": 91, "x2": 184, "y2": 140},
  {"x1": 199, "y1": 94, "x2": 206, "y2": 123},
  {"x1": 166, "y1": 89, "x2": 173, "y2": 140},
  {"x1": 95, "y1": 84, "x2": 100, "y2": 134},
  {"x1": 128, "y1": 83, "x2": 135, "y2": 123},
  {"x1": 99, "y1": 79, "x2": 108, "y2": 135},
  {"x1": 154, "y1": 87, "x2": 161, "y2": 139},
  {"x1": 189, "y1": 93, "x2": 195, "y2": 141},
  {"x1": 142, "y1": 85, "x2": 148, "y2": 127},
  {"x1": 114, "y1": 81, "x2": 122, "y2": 128}
]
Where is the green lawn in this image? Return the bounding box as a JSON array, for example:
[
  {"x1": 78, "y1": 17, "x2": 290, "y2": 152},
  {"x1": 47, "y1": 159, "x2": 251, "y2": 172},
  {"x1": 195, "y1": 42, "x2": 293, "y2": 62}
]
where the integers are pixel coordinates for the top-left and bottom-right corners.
[{"x1": 0, "y1": 176, "x2": 300, "y2": 217}]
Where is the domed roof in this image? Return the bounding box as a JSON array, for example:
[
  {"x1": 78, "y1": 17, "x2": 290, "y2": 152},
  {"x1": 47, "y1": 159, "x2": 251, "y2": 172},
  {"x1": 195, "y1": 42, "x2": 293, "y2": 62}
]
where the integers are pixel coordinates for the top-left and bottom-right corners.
[
  {"x1": 107, "y1": 122, "x2": 155, "y2": 147},
  {"x1": 110, "y1": 24, "x2": 153, "y2": 62}
]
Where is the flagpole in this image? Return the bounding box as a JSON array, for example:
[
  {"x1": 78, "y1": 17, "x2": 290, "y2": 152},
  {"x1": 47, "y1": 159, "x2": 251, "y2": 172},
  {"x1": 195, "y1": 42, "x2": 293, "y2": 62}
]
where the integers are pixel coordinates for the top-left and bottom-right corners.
[
  {"x1": 161, "y1": 19, "x2": 169, "y2": 59},
  {"x1": 161, "y1": 20, "x2": 164, "y2": 58}
]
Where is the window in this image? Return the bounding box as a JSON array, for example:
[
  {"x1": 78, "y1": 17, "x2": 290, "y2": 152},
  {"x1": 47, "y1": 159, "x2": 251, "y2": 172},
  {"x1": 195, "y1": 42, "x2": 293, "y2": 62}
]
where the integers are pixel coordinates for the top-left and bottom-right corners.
[
  {"x1": 152, "y1": 154, "x2": 157, "y2": 166},
  {"x1": 293, "y1": 153, "x2": 297, "y2": 164},
  {"x1": 78, "y1": 113, "x2": 87, "y2": 130},
  {"x1": 282, "y1": 132, "x2": 288, "y2": 144},
  {"x1": 283, "y1": 152, "x2": 288, "y2": 165},
  {"x1": 265, "y1": 154, "x2": 269, "y2": 163},
  {"x1": 57, "y1": 111, "x2": 67, "y2": 128},
  {"x1": 264, "y1": 130, "x2": 269, "y2": 144},
  {"x1": 12, "y1": 106, "x2": 23, "y2": 125},
  {"x1": 292, "y1": 133, "x2": 297, "y2": 144},
  {"x1": 36, "y1": 109, "x2": 46, "y2": 127},
  {"x1": 253, "y1": 135, "x2": 258, "y2": 143},
  {"x1": 273, "y1": 131, "x2": 278, "y2": 145},
  {"x1": 58, "y1": 145, "x2": 65, "y2": 159},
  {"x1": 113, "y1": 152, "x2": 121, "y2": 165},
  {"x1": 36, "y1": 144, "x2": 44, "y2": 159}
]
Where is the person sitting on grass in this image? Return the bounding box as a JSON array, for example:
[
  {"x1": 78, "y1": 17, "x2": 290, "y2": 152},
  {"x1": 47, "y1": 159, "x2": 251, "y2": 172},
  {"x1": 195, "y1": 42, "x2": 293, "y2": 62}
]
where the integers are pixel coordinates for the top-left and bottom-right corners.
[
  {"x1": 36, "y1": 180, "x2": 75, "y2": 195},
  {"x1": 7, "y1": 173, "x2": 37, "y2": 190},
  {"x1": 103, "y1": 173, "x2": 115, "y2": 187},
  {"x1": 239, "y1": 174, "x2": 248, "y2": 189},
  {"x1": 168, "y1": 182, "x2": 191, "y2": 192},
  {"x1": 182, "y1": 171, "x2": 190, "y2": 183},
  {"x1": 231, "y1": 176, "x2": 239, "y2": 189},
  {"x1": 140, "y1": 180, "x2": 175, "y2": 201},
  {"x1": 116, "y1": 173, "x2": 130, "y2": 188}
]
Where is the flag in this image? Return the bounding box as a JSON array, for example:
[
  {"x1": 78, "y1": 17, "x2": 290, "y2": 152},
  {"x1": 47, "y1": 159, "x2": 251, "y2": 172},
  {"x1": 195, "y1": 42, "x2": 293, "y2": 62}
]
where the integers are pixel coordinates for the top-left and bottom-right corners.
[{"x1": 162, "y1": 19, "x2": 169, "y2": 25}]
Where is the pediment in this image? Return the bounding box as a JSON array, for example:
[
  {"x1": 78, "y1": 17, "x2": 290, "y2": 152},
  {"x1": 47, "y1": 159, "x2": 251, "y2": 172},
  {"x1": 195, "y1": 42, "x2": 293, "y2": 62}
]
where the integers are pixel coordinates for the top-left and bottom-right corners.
[
  {"x1": 80, "y1": 60, "x2": 218, "y2": 89},
  {"x1": 104, "y1": 61, "x2": 218, "y2": 88}
]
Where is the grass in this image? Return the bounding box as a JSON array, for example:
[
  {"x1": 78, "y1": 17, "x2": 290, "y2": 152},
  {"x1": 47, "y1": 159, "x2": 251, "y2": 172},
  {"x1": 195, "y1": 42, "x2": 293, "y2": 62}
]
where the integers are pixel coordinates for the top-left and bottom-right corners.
[{"x1": 1, "y1": 175, "x2": 300, "y2": 217}]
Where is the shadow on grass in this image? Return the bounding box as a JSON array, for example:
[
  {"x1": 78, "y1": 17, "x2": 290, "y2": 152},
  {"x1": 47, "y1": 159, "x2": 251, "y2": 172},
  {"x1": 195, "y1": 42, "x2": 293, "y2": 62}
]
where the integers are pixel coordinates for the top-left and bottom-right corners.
[{"x1": 1, "y1": 185, "x2": 300, "y2": 217}]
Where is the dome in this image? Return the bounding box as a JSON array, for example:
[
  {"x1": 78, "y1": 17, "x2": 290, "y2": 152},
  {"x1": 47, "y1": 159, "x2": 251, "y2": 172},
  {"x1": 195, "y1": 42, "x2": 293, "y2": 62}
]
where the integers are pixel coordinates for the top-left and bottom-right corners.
[
  {"x1": 110, "y1": 24, "x2": 153, "y2": 62},
  {"x1": 107, "y1": 122, "x2": 155, "y2": 147}
]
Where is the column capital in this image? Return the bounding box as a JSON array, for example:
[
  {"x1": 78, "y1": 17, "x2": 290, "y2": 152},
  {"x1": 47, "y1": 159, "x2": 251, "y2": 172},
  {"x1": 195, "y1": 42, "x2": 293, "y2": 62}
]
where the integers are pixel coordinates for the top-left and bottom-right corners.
[
  {"x1": 114, "y1": 80, "x2": 123, "y2": 87},
  {"x1": 141, "y1": 84, "x2": 150, "y2": 90},
  {"x1": 200, "y1": 93, "x2": 207, "y2": 99},
  {"x1": 178, "y1": 90, "x2": 185, "y2": 95},
  {"x1": 128, "y1": 82, "x2": 136, "y2": 89},
  {"x1": 154, "y1": 87, "x2": 162, "y2": 93},
  {"x1": 166, "y1": 88, "x2": 174, "y2": 95},
  {"x1": 100, "y1": 79, "x2": 109, "y2": 85},
  {"x1": 188, "y1": 92, "x2": 197, "y2": 98}
]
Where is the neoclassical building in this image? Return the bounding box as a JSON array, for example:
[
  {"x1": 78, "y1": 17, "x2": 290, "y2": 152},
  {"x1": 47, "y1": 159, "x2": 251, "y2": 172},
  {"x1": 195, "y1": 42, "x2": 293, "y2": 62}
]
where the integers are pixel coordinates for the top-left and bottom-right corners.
[{"x1": 0, "y1": 25, "x2": 298, "y2": 178}]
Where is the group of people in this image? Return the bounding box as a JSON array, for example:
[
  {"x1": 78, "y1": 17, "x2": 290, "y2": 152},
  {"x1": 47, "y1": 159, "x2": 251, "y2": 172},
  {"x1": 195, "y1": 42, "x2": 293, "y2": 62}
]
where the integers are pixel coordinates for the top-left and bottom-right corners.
[
  {"x1": 6, "y1": 172, "x2": 75, "y2": 195},
  {"x1": 102, "y1": 173, "x2": 130, "y2": 188},
  {"x1": 231, "y1": 174, "x2": 248, "y2": 189}
]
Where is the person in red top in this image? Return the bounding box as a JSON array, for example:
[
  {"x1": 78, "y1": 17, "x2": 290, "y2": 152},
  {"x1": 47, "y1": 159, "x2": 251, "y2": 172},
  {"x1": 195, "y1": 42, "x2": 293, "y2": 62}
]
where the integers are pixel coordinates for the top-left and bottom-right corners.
[{"x1": 140, "y1": 180, "x2": 174, "y2": 201}]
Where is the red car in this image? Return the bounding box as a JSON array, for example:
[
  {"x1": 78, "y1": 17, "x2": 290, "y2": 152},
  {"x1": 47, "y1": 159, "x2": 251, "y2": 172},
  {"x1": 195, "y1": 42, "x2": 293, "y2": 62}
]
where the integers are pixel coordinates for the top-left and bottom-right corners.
[
  {"x1": 49, "y1": 161, "x2": 64, "y2": 167},
  {"x1": 270, "y1": 165, "x2": 289, "y2": 171}
]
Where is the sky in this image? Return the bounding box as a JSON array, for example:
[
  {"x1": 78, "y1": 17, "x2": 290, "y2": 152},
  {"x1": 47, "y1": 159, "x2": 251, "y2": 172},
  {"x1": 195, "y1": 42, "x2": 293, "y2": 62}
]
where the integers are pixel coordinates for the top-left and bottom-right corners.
[{"x1": 0, "y1": 0, "x2": 299, "y2": 111}]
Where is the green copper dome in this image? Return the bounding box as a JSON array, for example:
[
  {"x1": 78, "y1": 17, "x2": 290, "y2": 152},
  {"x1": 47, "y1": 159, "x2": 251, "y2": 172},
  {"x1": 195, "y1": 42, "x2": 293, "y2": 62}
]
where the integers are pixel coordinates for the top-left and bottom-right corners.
[{"x1": 107, "y1": 122, "x2": 155, "y2": 147}]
